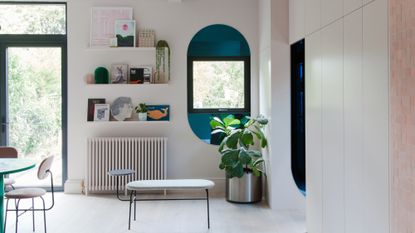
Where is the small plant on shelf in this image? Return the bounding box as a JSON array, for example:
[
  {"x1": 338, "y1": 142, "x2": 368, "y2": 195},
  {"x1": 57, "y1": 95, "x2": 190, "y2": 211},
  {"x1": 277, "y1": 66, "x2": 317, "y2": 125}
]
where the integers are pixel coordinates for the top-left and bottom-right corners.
[{"x1": 135, "y1": 103, "x2": 148, "y2": 121}]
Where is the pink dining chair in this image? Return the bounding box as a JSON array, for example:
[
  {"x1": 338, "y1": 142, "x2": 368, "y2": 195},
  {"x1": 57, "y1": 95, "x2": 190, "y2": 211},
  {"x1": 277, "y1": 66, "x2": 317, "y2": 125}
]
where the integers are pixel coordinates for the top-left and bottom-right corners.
[
  {"x1": 4, "y1": 156, "x2": 55, "y2": 233},
  {"x1": 0, "y1": 146, "x2": 18, "y2": 190}
]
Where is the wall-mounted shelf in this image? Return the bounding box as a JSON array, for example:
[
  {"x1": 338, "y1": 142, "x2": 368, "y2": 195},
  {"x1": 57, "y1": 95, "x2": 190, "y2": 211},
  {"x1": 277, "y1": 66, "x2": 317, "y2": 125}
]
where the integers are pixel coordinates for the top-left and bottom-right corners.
[
  {"x1": 86, "y1": 120, "x2": 170, "y2": 124},
  {"x1": 86, "y1": 83, "x2": 168, "y2": 86},
  {"x1": 86, "y1": 47, "x2": 156, "y2": 52}
]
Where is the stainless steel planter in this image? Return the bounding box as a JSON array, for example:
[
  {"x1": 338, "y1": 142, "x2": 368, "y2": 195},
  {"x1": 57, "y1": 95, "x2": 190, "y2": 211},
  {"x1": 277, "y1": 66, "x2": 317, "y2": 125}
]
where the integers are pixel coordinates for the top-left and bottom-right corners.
[{"x1": 226, "y1": 172, "x2": 262, "y2": 203}]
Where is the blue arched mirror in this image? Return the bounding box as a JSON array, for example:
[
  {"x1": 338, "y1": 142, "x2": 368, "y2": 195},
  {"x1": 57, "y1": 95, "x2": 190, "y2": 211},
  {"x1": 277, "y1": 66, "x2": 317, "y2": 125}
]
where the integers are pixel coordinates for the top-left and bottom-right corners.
[{"x1": 187, "y1": 24, "x2": 251, "y2": 144}]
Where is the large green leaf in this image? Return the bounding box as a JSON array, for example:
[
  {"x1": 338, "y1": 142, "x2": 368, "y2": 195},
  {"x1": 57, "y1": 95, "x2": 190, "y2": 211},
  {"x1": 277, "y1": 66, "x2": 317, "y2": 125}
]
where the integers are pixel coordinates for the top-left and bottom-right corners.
[
  {"x1": 218, "y1": 138, "x2": 227, "y2": 152},
  {"x1": 246, "y1": 150, "x2": 262, "y2": 158},
  {"x1": 243, "y1": 119, "x2": 254, "y2": 128},
  {"x1": 230, "y1": 162, "x2": 245, "y2": 178},
  {"x1": 261, "y1": 137, "x2": 268, "y2": 148},
  {"x1": 209, "y1": 117, "x2": 223, "y2": 129},
  {"x1": 255, "y1": 117, "x2": 268, "y2": 125},
  {"x1": 219, "y1": 162, "x2": 225, "y2": 170},
  {"x1": 252, "y1": 158, "x2": 265, "y2": 167},
  {"x1": 240, "y1": 129, "x2": 253, "y2": 146},
  {"x1": 211, "y1": 129, "x2": 224, "y2": 135},
  {"x1": 254, "y1": 125, "x2": 268, "y2": 148},
  {"x1": 224, "y1": 118, "x2": 240, "y2": 127},
  {"x1": 221, "y1": 149, "x2": 239, "y2": 166},
  {"x1": 225, "y1": 129, "x2": 241, "y2": 149},
  {"x1": 239, "y1": 149, "x2": 252, "y2": 165},
  {"x1": 252, "y1": 166, "x2": 262, "y2": 177}
]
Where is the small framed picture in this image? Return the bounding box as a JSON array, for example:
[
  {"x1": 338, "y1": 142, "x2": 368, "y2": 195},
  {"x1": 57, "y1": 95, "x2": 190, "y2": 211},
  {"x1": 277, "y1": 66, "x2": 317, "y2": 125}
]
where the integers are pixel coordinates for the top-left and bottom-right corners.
[
  {"x1": 94, "y1": 104, "x2": 110, "y2": 121},
  {"x1": 147, "y1": 105, "x2": 170, "y2": 121},
  {"x1": 87, "y1": 98, "x2": 105, "y2": 121},
  {"x1": 111, "y1": 64, "x2": 128, "y2": 84},
  {"x1": 129, "y1": 66, "x2": 152, "y2": 84},
  {"x1": 115, "y1": 20, "x2": 136, "y2": 47}
]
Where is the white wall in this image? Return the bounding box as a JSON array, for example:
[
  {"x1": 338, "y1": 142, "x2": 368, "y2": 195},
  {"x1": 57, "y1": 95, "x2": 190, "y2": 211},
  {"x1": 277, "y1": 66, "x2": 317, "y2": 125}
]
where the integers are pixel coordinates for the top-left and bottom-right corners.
[
  {"x1": 259, "y1": 0, "x2": 305, "y2": 211},
  {"x1": 65, "y1": 0, "x2": 259, "y2": 194},
  {"x1": 301, "y1": 0, "x2": 389, "y2": 232}
]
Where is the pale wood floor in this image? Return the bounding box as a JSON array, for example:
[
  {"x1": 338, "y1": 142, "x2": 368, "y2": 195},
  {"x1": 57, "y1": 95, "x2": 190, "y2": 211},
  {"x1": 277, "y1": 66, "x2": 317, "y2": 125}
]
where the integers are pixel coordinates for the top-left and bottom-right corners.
[{"x1": 4, "y1": 193, "x2": 306, "y2": 233}]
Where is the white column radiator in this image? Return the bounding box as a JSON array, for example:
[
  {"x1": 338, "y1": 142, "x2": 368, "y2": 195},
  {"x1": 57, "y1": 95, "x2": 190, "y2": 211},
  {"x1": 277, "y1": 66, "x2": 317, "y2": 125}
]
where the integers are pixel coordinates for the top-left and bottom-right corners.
[{"x1": 86, "y1": 137, "x2": 167, "y2": 194}]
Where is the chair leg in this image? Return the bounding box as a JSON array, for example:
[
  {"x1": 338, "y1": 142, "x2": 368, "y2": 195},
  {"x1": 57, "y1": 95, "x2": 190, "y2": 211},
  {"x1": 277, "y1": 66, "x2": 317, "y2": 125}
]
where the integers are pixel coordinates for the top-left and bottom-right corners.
[
  {"x1": 128, "y1": 191, "x2": 133, "y2": 230},
  {"x1": 40, "y1": 196, "x2": 47, "y2": 233},
  {"x1": 206, "y1": 189, "x2": 210, "y2": 229},
  {"x1": 134, "y1": 191, "x2": 137, "y2": 221},
  {"x1": 4, "y1": 198, "x2": 9, "y2": 233},
  {"x1": 15, "y1": 199, "x2": 20, "y2": 233},
  {"x1": 32, "y1": 198, "x2": 36, "y2": 232}
]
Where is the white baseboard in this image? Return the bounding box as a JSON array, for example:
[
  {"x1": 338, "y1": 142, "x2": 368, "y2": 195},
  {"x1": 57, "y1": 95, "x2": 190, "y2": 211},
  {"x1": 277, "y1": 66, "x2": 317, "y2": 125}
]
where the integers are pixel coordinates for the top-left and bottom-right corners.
[
  {"x1": 64, "y1": 179, "x2": 84, "y2": 194},
  {"x1": 205, "y1": 178, "x2": 225, "y2": 196}
]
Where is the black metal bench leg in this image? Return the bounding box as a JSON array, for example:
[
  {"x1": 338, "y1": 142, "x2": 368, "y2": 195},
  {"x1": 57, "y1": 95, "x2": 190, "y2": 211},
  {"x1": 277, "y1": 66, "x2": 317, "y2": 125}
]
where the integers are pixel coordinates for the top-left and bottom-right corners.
[
  {"x1": 134, "y1": 191, "x2": 137, "y2": 221},
  {"x1": 32, "y1": 198, "x2": 35, "y2": 232},
  {"x1": 128, "y1": 191, "x2": 133, "y2": 230},
  {"x1": 206, "y1": 189, "x2": 210, "y2": 229}
]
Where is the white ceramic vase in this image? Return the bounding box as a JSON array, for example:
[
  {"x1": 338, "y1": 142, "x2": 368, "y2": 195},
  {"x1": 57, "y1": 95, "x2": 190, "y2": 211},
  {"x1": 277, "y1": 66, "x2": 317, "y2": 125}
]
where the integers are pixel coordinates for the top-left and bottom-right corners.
[{"x1": 138, "y1": 112, "x2": 147, "y2": 121}]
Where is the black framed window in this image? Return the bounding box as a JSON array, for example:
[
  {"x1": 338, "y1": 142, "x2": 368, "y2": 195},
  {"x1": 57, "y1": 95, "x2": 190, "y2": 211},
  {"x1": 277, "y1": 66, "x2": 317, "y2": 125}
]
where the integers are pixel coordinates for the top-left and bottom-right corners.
[
  {"x1": 0, "y1": 2, "x2": 67, "y2": 190},
  {"x1": 187, "y1": 56, "x2": 250, "y2": 114}
]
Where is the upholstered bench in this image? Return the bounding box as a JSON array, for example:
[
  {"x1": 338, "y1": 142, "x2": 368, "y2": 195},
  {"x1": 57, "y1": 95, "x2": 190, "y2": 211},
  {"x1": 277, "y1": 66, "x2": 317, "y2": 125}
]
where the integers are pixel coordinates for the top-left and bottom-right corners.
[{"x1": 126, "y1": 179, "x2": 215, "y2": 230}]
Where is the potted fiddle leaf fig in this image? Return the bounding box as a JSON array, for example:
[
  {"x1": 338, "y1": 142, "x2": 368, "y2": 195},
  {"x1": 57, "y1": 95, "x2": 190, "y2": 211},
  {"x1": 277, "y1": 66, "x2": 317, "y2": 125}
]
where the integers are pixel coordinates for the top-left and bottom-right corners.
[
  {"x1": 135, "y1": 103, "x2": 148, "y2": 121},
  {"x1": 210, "y1": 115, "x2": 268, "y2": 203}
]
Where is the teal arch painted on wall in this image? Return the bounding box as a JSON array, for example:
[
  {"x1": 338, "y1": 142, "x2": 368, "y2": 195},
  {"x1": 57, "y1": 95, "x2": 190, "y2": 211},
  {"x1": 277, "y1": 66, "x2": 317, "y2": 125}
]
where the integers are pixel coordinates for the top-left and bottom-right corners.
[
  {"x1": 187, "y1": 24, "x2": 251, "y2": 144},
  {"x1": 187, "y1": 24, "x2": 250, "y2": 57}
]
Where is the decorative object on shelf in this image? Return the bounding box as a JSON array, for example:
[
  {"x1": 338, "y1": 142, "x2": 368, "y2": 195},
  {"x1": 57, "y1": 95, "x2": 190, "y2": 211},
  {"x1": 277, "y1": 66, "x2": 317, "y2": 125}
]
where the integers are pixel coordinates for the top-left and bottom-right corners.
[
  {"x1": 86, "y1": 73, "x2": 94, "y2": 84},
  {"x1": 115, "y1": 20, "x2": 136, "y2": 47},
  {"x1": 129, "y1": 68, "x2": 144, "y2": 84},
  {"x1": 94, "y1": 104, "x2": 110, "y2": 121},
  {"x1": 210, "y1": 115, "x2": 268, "y2": 203},
  {"x1": 94, "y1": 67, "x2": 109, "y2": 84},
  {"x1": 135, "y1": 103, "x2": 148, "y2": 121},
  {"x1": 90, "y1": 7, "x2": 133, "y2": 47},
  {"x1": 111, "y1": 64, "x2": 128, "y2": 84},
  {"x1": 138, "y1": 29, "x2": 155, "y2": 47},
  {"x1": 155, "y1": 40, "x2": 170, "y2": 84},
  {"x1": 110, "y1": 97, "x2": 133, "y2": 121},
  {"x1": 87, "y1": 98, "x2": 106, "y2": 121},
  {"x1": 147, "y1": 105, "x2": 170, "y2": 121},
  {"x1": 109, "y1": 37, "x2": 118, "y2": 47},
  {"x1": 129, "y1": 66, "x2": 152, "y2": 84}
]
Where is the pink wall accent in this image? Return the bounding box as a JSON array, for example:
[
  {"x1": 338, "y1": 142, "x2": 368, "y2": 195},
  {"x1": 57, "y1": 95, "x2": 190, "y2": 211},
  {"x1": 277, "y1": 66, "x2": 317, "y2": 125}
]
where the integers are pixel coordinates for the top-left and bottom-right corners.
[{"x1": 390, "y1": 0, "x2": 415, "y2": 232}]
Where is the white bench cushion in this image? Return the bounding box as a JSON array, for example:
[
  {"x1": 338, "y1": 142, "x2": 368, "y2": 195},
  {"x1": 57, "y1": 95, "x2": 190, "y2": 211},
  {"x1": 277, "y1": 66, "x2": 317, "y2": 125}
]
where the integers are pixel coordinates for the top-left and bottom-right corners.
[{"x1": 127, "y1": 179, "x2": 215, "y2": 191}]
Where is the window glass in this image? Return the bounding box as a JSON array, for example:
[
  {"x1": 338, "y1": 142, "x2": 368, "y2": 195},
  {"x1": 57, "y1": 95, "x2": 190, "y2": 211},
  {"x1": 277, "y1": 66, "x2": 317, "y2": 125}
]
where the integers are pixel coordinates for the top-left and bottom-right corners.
[
  {"x1": 193, "y1": 61, "x2": 245, "y2": 110},
  {"x1": 0, "y1": 4, "x2": 66, "y2": 34}
]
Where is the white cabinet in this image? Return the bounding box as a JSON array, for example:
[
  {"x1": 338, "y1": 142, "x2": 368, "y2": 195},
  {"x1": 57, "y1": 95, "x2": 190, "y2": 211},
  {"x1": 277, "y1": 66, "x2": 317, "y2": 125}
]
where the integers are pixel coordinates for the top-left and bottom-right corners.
[
  {"x1": 344, "y1": 0, "x2": 363, "y2": 15},
  {"x1": 362, "y1": 0, "x2": 389, "y2": 232},
  {"x1": 289, "y1": 0, "x2": 305, "y2": 44},
  {"x1": 321, "y1": 0, "x2": 343, "y2": 27},
  {"x1": 321, "y1": 19, "x2": 344, "y2": 233},
  {"x1": 344, "y1": 9, "x2": 366, "y2": 233},
  {"x1": 305, "y1": 0, "x2": 321, "y2": 35},
  {"x1": 305, "y1": 0, "x2": 389, "y2": 232},
  {"x1": 305, "y1": 31, "x2": 323, "y2": 233},
  {"x1": 363, "y1": 0, "x2": 375, "y2": 5}
]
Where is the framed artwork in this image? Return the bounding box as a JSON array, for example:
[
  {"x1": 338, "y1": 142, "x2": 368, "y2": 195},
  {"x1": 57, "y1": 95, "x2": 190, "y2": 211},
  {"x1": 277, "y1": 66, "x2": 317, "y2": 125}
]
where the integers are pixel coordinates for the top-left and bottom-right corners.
[
  {"x1": 90, "y1": 7, "x2": 133, "y2": 47},
  {"x1": 94, "y1": 104, "x2": 110, "y2": 121},
  {"x1": 110, "y1": 97, "x2": 133, "y2": 121},
  {"x1": 115, "y1": 20, "x2": 136, "y2": 47},
  {"x1": 111, "y1": 64, "x2": 128, "y2": 84},
  {"x1": 147, "y1": 105, "x2": 170, "y2": 121},
  {"x1": 129, "y1": 66, "x2": 152, "y2": 84},
  {"x1": 87, "y1": 98, "x2": 106, "y2": 121}
]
